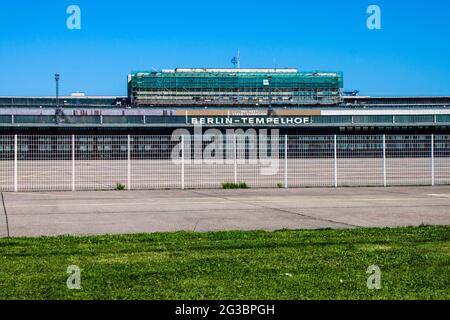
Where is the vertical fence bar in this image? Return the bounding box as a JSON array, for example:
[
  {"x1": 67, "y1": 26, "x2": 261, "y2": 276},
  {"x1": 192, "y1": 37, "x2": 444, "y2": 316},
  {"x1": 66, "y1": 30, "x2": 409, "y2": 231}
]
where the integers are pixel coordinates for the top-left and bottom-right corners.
[
  {"x1": 127, "y1": 135, "x2": 131, "y2": 190},
  {"x1": 383, "y1": 134, "x2": 387, "y2": 187},
  {"x1": 334, "y1": 134, "x2": 338, "y2": 188},
  {"x1": 431, "y1": 134, "x2": 435, "y2": 186},
  {"x1": 234, "y1": 134, "x2": 237, "y2": 184},
  {"x1": 181, "y1": 135, "x2": 185, "y2": 189},
  {"x1": 284, "y1": 135, "x2": 288, "y2": 188},
  {"x1": 14, "y1": 134, "x2": 17, "y2": 192},
  {"x1": 72, "y1": 134, "x2": 75, "y2": 191}
]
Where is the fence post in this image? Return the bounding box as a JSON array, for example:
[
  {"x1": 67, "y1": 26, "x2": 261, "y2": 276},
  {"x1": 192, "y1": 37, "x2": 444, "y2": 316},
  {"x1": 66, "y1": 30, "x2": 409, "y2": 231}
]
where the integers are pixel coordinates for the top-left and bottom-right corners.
[
  {"x1": 383, "y1": 134, "x2": 387, "y2": 187},
  {"x1": 234, "y1": 134, "x2": 237, "y2": 184},
  {"x1": 334, "y1": 134, "x2": 338, "y2": 188},
  {"x1": 14, "y1": 134, "x2": 17, "y2": 192},
  {"x1": 431, "y1": 134, "x2": 435, "y2": 186},
  {"x1": 127, "y1": 135, "x2": 131, "y2": 190},
  {"x1": 72, "y1": 135, "x2": 75, "y2": 191},
  {"x1": 181, "y1": 135, "x2": 185, "y2": 189},
  {"x1": 284, "y1": 135, "x2": 288, "y2": 188}
]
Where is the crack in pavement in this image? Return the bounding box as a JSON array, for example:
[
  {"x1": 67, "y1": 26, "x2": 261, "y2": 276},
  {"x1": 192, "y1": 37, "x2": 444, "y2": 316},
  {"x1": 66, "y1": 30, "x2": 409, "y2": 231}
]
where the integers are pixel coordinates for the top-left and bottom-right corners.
[
  {"x1": 193, "y1": 219, "x2": 201, "y2": 232},
  {"x1": 188, "y1": 190, "x2": 359, "y2": 228}
]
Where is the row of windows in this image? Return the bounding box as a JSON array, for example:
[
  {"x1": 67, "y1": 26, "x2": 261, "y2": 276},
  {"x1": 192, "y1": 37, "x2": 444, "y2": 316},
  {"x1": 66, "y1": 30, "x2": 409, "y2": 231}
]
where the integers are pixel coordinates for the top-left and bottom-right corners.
[
  {"x1": 0, "y1": 115, "x2": 449, "y2": 125},
  {"x1": 0, "y1": 144, "x2": 172, "y2": 153}
]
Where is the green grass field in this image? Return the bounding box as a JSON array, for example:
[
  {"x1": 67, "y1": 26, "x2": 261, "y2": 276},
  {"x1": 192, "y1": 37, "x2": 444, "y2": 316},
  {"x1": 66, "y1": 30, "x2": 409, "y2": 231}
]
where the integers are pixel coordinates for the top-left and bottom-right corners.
[{"x1": 0, "y1": 226, "x2": 449, "y2": 300}]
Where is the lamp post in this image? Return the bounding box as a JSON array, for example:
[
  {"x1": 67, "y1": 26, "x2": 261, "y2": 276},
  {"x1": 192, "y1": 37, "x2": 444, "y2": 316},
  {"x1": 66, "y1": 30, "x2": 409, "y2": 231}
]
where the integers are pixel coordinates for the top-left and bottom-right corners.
[
  {"x1": 267, "y1": 76, "x2": 273, "y2": 115},
  {"x1": 55, "y1": 74, "x2": 63, "y2": 124},
  {"x1": 55, "y1": 73, "x2": 60, "y2": 108}
]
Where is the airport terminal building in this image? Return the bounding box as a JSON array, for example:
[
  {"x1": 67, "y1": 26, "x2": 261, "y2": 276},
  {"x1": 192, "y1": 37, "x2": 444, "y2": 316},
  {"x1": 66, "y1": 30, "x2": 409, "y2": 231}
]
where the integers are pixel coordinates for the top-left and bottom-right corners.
[
  {"x1": 1, "y1": 68, "x2": 449, "y2": 192},
  {"x1": 0, "y1": 68, "x2": 449, "y2": 137}
]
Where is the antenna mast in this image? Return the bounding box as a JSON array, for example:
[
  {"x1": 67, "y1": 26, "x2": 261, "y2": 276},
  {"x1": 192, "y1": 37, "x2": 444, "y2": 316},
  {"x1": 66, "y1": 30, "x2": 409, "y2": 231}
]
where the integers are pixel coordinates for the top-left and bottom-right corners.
[
  {"x1": 238, "y1": 48, "x2": 240, "y2": 68},
  {"x1": 231, "y1": 49, "x2": 241, "y2": 68}
]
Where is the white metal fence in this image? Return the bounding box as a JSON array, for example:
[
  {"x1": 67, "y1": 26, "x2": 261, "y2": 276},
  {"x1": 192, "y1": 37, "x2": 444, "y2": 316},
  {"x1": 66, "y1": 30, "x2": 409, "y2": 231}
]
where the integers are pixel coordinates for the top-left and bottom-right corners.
[{"x1": 0, "y1": 134, "x2": 449, "y2": 192}]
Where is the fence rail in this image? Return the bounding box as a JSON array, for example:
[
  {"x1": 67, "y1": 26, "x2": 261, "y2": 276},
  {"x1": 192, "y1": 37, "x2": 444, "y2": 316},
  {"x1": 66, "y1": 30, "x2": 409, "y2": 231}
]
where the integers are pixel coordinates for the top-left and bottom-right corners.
[{"x1": 0, "y1": 134, "x2": 449, "y2": 191}]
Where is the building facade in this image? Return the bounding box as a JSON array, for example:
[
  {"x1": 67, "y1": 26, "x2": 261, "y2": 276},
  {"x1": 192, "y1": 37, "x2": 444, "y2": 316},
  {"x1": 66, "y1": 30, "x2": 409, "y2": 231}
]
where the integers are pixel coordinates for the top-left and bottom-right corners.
[{"x1": 0, "y1": 68, "x2": 449, "y2": 136}]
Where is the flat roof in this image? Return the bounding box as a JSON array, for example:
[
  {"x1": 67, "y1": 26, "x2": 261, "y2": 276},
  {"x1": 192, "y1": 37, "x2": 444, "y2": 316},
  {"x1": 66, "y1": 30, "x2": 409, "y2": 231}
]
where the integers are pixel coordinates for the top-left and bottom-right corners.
[
  {"x1": 342, "y1": 96, "x2": 450, "y2": 99},
  {"x1": 0, "y1": 96, "x2": 125, "y2": 99},
  {"x1": 173, "y1": 68, "x2": 299, "y2": 73}
]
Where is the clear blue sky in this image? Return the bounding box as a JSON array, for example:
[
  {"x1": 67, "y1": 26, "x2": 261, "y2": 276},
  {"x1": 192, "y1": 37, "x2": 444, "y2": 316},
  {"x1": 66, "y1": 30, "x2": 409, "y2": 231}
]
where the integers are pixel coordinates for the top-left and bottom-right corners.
[{"x1": 0, "y1": 0, "x2": 449, "y2": 96}]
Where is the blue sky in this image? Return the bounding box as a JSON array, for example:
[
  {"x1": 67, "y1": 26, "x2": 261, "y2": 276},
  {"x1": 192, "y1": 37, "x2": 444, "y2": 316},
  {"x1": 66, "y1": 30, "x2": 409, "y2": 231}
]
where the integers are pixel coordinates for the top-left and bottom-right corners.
[{"x1": 0, "y1": 0, "x2": 449, "y2": 96}]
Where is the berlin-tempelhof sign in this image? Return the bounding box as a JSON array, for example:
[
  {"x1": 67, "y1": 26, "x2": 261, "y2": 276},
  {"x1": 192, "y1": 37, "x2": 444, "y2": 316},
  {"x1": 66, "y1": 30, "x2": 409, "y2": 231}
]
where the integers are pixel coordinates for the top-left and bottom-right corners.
[{"x1": 190, "y1": 116, "x2": 312, "y2": 126}]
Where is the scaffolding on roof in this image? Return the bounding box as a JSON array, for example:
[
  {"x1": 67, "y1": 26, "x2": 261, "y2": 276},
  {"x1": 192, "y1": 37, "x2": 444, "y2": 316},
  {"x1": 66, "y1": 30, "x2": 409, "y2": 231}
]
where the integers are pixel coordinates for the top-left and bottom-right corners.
[{"x1": 128, "y1": 68, "x2": 344, "y2": 107}]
